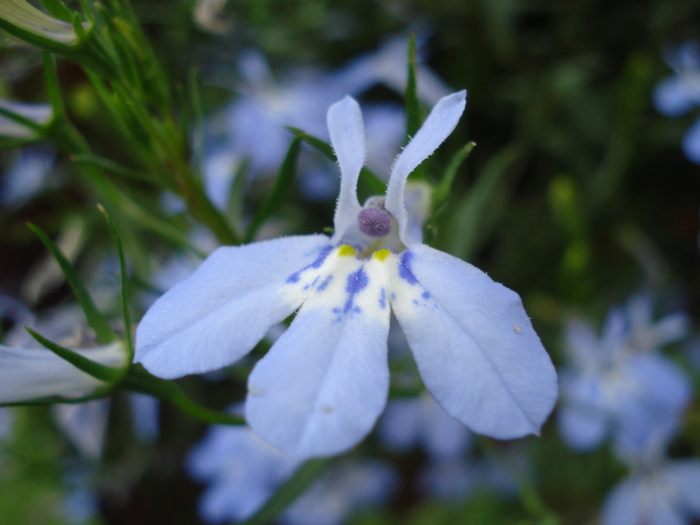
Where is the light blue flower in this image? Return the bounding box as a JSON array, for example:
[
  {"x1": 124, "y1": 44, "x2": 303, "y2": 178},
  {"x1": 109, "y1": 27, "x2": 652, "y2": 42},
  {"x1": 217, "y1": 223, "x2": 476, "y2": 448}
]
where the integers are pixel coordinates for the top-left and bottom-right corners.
[
  {"x1": 282, "y1": 460, "x2": 397, "y2": 525},
  {"x1": 202, "y1": 36, "x2": 449, "y2": 206},
  {"x1": 0, "y1": 309, "x2": 126, "y2": 404},
  {"x1": 652, "y1": 42, "x2": 700, "y2": 163},
  {"x1": 601, "y1": 415, "x2": 700, "y2": 525},
  {"x1": 378, "y1": 392, "x2": 473, "y2": 461},
  {"x1": 136, "y1": 91, "x2": 558, "y2": 459},
  {"x1": 558, "y1": 297, "x2": 691, "y2": 453},
  {"x1": 188, "y1": 417, "x2": 396, "y2": 525},
  {"x1": 187, "y1": 421, "x2": 298, "y2": 523}
]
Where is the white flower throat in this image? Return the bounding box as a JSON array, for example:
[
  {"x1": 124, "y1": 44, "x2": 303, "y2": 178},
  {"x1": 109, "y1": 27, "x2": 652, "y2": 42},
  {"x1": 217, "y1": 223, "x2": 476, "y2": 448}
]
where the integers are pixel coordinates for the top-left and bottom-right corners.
[{"x1": 340, "y1": 196, "x2": 404, "y2": 258}]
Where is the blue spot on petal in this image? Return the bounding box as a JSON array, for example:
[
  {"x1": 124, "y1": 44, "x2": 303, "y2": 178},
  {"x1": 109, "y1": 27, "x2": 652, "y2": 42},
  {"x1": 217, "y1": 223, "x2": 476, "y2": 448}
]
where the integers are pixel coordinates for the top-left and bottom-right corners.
[
  {"x1": 399, "y1": 251, "x2": 418, "y2": 285},
  {"x1": 317, "y1": 275, "x2": 333, "y2": 292},
  {"x1": 379, "y1": 287, "x2": 386, "y2": 309},
  {"x1": 286, "y1": 245, "x2": 334, "y2": 283},
  {"x1": 422, "y1": 291, "x2": 431, "y2": 300},
  {"x1": 346, "y1": 267, "x2": 368, "y2": 294}
]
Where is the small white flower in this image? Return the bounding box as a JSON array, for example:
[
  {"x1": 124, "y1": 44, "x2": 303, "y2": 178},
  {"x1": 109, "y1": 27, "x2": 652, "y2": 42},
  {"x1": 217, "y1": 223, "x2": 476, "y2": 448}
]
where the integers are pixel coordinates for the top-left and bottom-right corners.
[
  {"x1": 0, "y1": 0, "x2": 81, "y2": 46},
  {"x1": 136, "y1": 91, "x2": 558, "y2": 459},
  {"x1": 0, "y1": 303, "x2": 127, "y2": 404},
  {"x1": 0, "y1": 99, "x2": 53, "y2": 139}
]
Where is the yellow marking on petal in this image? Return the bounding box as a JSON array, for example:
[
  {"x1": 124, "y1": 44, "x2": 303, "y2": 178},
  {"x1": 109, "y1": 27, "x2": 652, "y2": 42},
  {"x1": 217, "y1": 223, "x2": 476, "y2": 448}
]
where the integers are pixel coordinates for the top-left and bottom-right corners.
[
  {"x1": 338, "y1": 245, "x2": 356, "y2": 257},
  {"x1": 514, "y1": 326, "x2": 521, "y2": 333},
  {"x1": 374, "y1": 249, "x2": 391, "y2": 261}
]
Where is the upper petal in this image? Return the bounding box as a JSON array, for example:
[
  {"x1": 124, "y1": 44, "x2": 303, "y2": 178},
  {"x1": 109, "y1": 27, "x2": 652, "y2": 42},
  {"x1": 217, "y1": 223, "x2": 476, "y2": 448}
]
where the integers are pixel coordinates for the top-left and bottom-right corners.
[
  {"x1": 385, "y1": 244, "x2": 558, "y2": 439},
  {"x1": 328, "y1": 96, "x2": 366, "y2": 243},
  {"x1": 246, "y1": 248, "x2": 390, "y2": 459},
  {"x1": 384, "y1": 91, "x2": 466, "y2": 246},
  {"x1": 0, "y1": 342, "x2": 124, "y2": 404},
  {"x1": 134, "y1": 235, "x2": 332, "y2": 378}
]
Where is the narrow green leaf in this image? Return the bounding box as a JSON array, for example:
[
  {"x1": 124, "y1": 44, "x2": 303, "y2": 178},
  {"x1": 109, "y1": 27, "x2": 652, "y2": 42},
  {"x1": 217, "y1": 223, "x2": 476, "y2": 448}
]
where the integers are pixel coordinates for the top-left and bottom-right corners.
[
  {"x1": 71, "y1": 153, "x2": 158, "y2": 183},
  {"x1": 121, "y1": 366, "x2": 245, "y2": 426},
  {"x1": 285, "y1": 126, "x2": 386, "y2": 197},
  {"x1": 0, "y1": 106, "x2": 44, "y2": 133},
  {"x1": 240, "y1": 459, "x2": 331, "y2": 525},
  {"x1": 445, "y1": 145, "x2": 521, "y2": 260},
  {"x1": 28, "y1": 223, "x2": 117, "y2": 344},
  {"x1": 433, "y1": 141, "x2": 476, "y2": 209},
  {"x1": 98, "y1": 205, "x2": 135, "y2": 360},
  {"x1": 42, "y1": 52, "x2": 65, "y2": 121},
  {"x1": 39, "y1": 0, "x2": 73, "y2": 22},
  {"x1": 245, "y1": 136, "x2": 302, "y2": 243},
  {"x1": 405, "y1": 33, "x2": 420, "y2": 140},
  {"x1": 26, "y1": 328, "x2": 121, "y2": 383},
  {"x1": 187, "y1": 67, "x2": 205, "y2": 170}
]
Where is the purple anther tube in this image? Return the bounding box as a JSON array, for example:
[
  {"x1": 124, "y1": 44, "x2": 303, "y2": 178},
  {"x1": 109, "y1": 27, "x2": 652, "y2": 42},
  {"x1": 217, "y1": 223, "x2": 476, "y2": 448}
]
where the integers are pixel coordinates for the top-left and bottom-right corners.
[{"x1": 358, "y1": 208, "x2": 391, "y2": 237}]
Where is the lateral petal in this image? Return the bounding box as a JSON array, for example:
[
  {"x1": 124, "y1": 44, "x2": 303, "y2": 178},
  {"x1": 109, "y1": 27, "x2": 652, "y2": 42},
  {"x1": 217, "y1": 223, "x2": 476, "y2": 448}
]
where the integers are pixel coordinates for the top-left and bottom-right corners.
[
  {"x1": 246, "y1": 248, "x2": 390, "y2": 459},
  {"x1": 386, "y1": 244, "x2": 558, "y2": 439},
  {"x1": 135, "y1": 235, "x2": 332, "y2": 378}
]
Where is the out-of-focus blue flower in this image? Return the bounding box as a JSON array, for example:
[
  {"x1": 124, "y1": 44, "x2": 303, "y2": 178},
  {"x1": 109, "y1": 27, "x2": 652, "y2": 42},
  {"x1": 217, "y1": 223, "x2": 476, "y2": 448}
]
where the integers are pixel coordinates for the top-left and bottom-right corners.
[
  {"x1": 379, "y1": 392, "x2": 473, "y2": 461},
  {"x1": 0, "y1": 145, "x2": 56, "y2": 207},
  {"x1": 0, "y1": 303, "x2": 126, "y2": 404},
  {"x1": 201, "y1": 35, "x2": 450, "y2": 207},
  {"x1": 187, "y1": 409, "x2": 396, "y2": 524},
  {"x1": 0, "y1": 99, "x2": 53, "y2": 139},
  {"x1": 653, "y1": 42, "x2": 700, "y2": 163},
  {"x1": 558, "y1": 296, "x2": 691, "y2": 453},
  {"x1": 128, "y1": 393, "x2": 159, "y2": 444},
  {"x1": 188, "y1": 419, "x2": 298, "y2": 523},
  {"x1": 53, "y1": 400, "x2": 111, "y2": 460},
  {"x1": 282, "y1": 461, "x2": 397, "y2": 525},
  {"x1": 601, "y1": 413, "x2": 700, "y2": 525}
]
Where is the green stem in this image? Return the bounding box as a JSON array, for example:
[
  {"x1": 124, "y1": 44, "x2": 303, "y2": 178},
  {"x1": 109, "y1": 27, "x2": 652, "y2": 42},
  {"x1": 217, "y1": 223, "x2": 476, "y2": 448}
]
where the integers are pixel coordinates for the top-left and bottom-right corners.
[{"x1": 122, "y1": 367, "x2": 245, "y2": 426}]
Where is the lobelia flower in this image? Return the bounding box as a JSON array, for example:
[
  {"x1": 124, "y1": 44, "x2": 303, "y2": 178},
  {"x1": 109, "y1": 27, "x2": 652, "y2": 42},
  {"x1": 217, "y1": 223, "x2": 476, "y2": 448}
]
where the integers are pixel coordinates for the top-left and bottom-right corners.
[
  {"x1": 558, "y1": 297, "x2": 691, "y2": 453},
  {"x1": 0, "y1": 99, "x2": 53, "y2": 140},
  {"x1": 601, "y1": 415, "x2": 700, "y2": 525},
  {"x1": 187, "y1": 414, "x2": 397, "y2": 524},
  {"x1": 135, "y1": 91, "x2": 558, "y2": 459},
  {"x1": 652, "y1": 42, "x2": 700, "y2": 163},
  {"x1": 0, "y1": 302, "x2": 127, "y2": 404}
]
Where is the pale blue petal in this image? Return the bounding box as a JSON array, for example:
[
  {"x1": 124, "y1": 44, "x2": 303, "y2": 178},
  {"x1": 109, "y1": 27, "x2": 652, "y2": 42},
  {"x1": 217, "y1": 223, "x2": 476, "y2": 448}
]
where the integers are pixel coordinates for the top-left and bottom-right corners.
[
  {"x1": 564, "y1": 318, "x2": 606, "y2": 371},
  {"x1": 0, "y1": 342, "x2": 124, "y2": 403},
  {"x1": 187, "y1": 423, "x2": 298, "y2": 522},
  {"x1": 385, "y1": 92, "x2": 466, "y2": 247},
  {"x1": 283, "y1": 461, "x2": 397, "y2": 525},
  {"x1": 53, "y1": 399, "x2": 110, "y2": 459},
  {"x1": 128, "y1": 393, "x2": 159, "y2": 443},
  {"x1": 600, "y1": 477, "x2": 644, "y2": 525},
  {"x1": 420, "y1": 393, "x2": 473, "y2": 460},
  {"x1": 328, "y1": 96, "x2": 365, "y2": 243},
  {"x1": 558, "y1": 405, "x2": 608, "y2": 452},
  {"x1": 650, "y1": 312, "x2": 690, "y2": 348},
  {"x1": 558, "y1": 372, "x2": 609, "y2": 451},
  {"x1": 386, "y1": 245, "x2": 558, "y2": 439},
  {"x1": 247, "y1": 250, "x2": 390, "y2": 459},
  {"x1": 653, "y1": 77, "x2": 694, "y2": 117},
  {"x1": 378, "y1": 398, "x2": 422, "y2": 452},
  {"x1": 134, "y1": 235, "x2": 331, "y2": 379},
  {"x1": 666, "y1": 460, "x2": 700, "y2": 514},
  {"x1": 683, "y1": 117, "x2": 700, "y2": 164}
]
